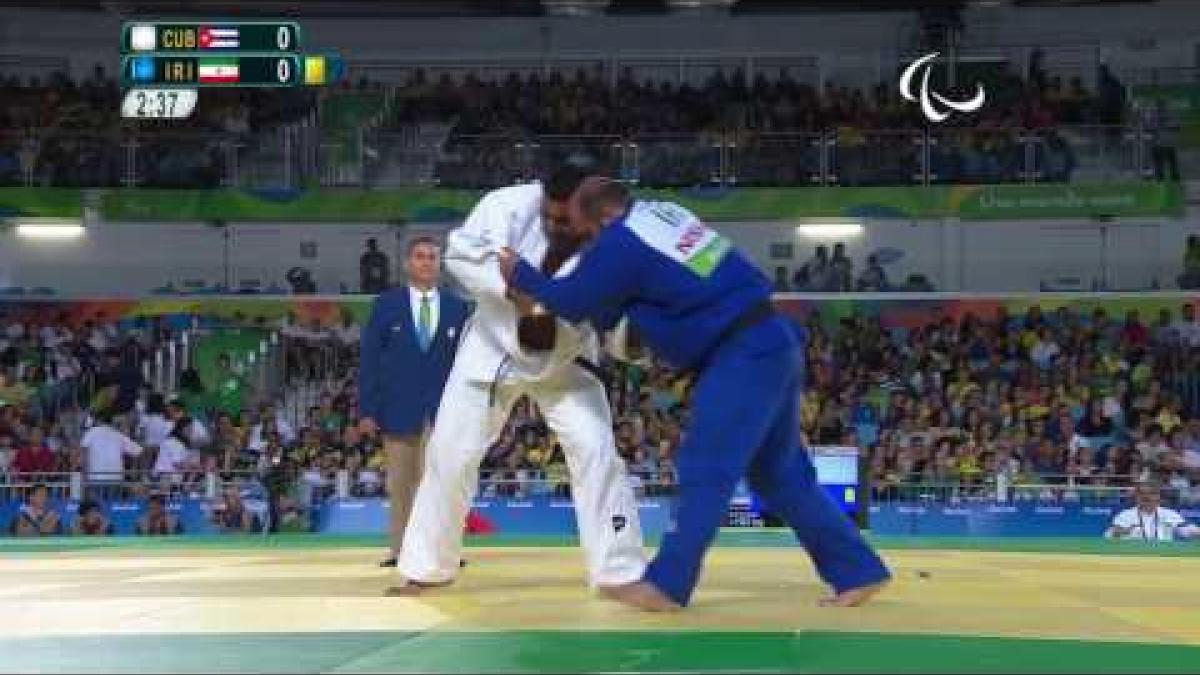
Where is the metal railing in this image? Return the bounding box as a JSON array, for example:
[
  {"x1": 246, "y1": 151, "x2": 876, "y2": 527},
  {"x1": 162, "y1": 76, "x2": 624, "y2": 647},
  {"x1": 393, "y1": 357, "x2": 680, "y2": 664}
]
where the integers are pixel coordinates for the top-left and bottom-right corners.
[
  {"x1": 10, "y1": 470, "x2": 1181, "y2": 511},
  {"x1": 0, "y1": 122, "x2": 1172, "y2": 190},
  {"x1": 0, "y1": 129, "x2": 305, "y2": 190},
  {"x1": 0, "y1": 469, "x2": 678, "y2": 504},
  {"x1": 0, "y1": 472, "x2": 78, "y2": 502},
  {"x1": 0, "y1": 470, "x2": 265, "y2": 503},
  {"x1": 476, "y1": 469, "x2": 678, "y2": 501},
  {"x1": 429, "y1": 126, "x2": 1160, "y2": 188}
]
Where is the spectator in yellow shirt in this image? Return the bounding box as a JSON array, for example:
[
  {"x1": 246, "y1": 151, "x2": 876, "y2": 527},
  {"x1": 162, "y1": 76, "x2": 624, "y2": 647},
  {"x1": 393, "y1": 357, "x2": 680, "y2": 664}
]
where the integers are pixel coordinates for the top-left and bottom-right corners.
[
  {"x1": 1155, "y1": 399, "x2": 1183, "y2": 435},
  {"x1": 957, "y1": 455, "x2": 984, "y2": 485},
  {"x1": 1130, "y1": 355, "x2": 1155, "y2": 393}
]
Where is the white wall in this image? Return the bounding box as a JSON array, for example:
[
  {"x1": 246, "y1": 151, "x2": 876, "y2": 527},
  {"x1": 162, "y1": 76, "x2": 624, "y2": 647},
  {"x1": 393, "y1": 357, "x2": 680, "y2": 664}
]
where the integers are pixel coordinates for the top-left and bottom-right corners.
[
  {"x1": 709, "y1": 215, "x2": 1198, "y2": 292},
  {"x1": 0, "y1": 222, "x2": 406, "y2": 295},
  {"x1": 724, "y1": 218, "x2": 947, "y2": 289},
  {"x1": 3, "y1": 215, "x2": 1194, "y2": 296}
]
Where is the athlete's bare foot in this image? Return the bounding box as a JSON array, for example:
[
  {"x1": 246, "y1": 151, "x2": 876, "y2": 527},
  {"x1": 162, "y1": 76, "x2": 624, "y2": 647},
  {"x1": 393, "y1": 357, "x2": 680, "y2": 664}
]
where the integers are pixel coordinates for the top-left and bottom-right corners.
[
  {"x1": 598, "y1": 581, "x2": 682, "y2": 612},
  {"x1": 819, "y1": 580, "x2": 889, "y2": 607},
  {"x1": 383, "y1": 578, "x2": 454, "y2": 597}
]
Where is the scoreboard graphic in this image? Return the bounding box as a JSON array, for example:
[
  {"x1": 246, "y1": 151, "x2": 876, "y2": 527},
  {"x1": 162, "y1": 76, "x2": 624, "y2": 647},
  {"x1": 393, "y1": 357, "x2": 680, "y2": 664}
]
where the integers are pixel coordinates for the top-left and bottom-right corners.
[{"x1": 119, "y1": 21, "x2": 344, "y2": 119}]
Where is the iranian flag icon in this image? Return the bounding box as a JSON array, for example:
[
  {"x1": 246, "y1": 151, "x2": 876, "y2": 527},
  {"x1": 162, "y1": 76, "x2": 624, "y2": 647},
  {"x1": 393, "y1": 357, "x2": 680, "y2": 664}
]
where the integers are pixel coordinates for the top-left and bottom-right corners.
[{"x1": 198, "y1": 58, "x2": 239, "y2": 84}]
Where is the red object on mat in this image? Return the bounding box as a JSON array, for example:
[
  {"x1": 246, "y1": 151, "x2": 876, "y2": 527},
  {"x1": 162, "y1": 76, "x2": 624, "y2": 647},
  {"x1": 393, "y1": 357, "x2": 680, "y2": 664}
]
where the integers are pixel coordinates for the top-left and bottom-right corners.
[{"x1": 465, "y1": 510, "x2": 495, "y2": 534}]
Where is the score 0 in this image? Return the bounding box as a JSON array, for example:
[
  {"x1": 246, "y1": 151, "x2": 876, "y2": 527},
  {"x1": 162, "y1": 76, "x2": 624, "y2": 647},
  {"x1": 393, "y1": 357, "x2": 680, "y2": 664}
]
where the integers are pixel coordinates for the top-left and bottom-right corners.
[
  {"x1": 276, "y1": 56, "x2": 293, "y2": 85},
  {"x1": 274, "y1": 24, "x2": 297, "y2": 51}
]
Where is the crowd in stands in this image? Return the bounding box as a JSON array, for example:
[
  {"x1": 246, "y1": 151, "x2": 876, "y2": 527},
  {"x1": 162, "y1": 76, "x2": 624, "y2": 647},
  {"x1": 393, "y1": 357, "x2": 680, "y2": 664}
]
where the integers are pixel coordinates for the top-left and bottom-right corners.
[
  {"x1": 273, "y1": 298, "x2": 1200, "y2": 507},
  {"x1": 392, "y1": 59, "x2": 1124, "y2": 137},
  {"x1": 823, "y1": 303, "x2": 1200, "y2": 501},
  {"x1": 0, "y1": 311, "x2": 297, "y2": 535},
  {"x1": 4, "y1": 295, "x2": 1200, "y2": 535},
  {"x1": 1, "y1": 51, "x2": 1163, "y2": 189},
  {"x1": 0, "y1": 66, "x2": 316, "y2": 188},
  {"x1": 409, "y1": 59, "x2": 1129, "y2": 187}
]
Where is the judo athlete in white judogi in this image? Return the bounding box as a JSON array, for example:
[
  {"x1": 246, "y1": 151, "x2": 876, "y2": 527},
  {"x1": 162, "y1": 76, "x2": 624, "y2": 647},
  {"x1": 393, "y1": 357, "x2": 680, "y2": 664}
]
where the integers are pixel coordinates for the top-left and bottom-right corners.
[{"x1": 388, "y1": 167, "x2": 647, "y2": 594}]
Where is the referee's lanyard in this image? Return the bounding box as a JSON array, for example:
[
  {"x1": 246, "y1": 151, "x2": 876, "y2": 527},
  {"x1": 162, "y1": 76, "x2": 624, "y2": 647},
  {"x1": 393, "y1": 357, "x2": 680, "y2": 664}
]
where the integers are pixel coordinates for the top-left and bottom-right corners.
[{"x1": 1138, "y1": 509, "x2": 1159, "y2": 542}]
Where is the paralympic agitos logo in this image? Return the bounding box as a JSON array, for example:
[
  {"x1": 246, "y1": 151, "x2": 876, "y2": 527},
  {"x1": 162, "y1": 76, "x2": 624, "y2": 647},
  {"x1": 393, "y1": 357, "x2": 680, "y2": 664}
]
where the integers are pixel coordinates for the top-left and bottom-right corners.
[{"x1": 899, "y1": 52, "x2": 986, "y2": 123}]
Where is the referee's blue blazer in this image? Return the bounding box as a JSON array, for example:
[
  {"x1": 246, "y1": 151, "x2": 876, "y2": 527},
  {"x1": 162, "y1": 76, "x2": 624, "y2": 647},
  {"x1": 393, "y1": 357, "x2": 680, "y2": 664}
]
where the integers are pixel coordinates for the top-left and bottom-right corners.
[{"x1": 358, "y1": 286, "x2": 471, "y2": 436}]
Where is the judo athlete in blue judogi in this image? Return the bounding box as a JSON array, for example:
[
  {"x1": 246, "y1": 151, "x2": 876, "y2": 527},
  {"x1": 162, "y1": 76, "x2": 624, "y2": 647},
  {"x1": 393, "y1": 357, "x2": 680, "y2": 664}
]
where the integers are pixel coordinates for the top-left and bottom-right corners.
[{"x1": 499, "y1": 178, "x2": 890, "y2": 612}]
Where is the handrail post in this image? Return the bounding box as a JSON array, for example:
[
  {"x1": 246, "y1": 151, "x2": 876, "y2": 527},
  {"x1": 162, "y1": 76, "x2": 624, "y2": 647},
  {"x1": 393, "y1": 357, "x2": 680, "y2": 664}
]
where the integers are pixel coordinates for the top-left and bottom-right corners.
[
  {"x1": 70, "y1": 472, "x2": 83, "y2": 502},
  {"x1": 336, "y1": 469, "x2": 350, "y2": 499}
]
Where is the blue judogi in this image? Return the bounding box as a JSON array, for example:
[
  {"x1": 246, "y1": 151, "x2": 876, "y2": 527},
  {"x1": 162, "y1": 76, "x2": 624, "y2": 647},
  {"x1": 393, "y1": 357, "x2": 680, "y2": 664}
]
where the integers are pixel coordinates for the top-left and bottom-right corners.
[
  {"x1": 511, "y1": 200, "x2": 890, "y2": 606},
  {"x1": 359, "y1": 287, "x2": 471, "y2": 436}
]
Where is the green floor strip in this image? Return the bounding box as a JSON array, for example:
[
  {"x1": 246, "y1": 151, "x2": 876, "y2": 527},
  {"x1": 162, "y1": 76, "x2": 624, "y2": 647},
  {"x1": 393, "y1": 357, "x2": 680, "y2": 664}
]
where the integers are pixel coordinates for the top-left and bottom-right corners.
[
  {"x1": 3, "y1": 532, "x2": 1199, "y2": 558},
  {"x1": 0, "y1": 631, "x2": 1196, "y2": 674}
]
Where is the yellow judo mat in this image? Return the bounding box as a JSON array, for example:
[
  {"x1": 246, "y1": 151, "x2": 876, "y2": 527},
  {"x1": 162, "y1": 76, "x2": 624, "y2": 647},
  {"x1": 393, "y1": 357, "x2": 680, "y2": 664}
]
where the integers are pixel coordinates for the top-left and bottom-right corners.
[{"x1": 1, "y1": 534, "x2": 1198, "y2": 673}]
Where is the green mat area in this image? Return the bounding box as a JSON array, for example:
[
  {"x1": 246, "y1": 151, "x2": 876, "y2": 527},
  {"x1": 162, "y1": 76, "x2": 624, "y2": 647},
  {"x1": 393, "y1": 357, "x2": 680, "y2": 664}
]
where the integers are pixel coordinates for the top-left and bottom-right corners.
[
  {"x1": 0, "y1": 630, "x2": 1196, "y2": 674},
  {"x1": 3, "y1": 535, "x2": 1198, "y2": 673},
  {"x1": 3, "y1": 531, "x2": 1198, "y2": 558}
]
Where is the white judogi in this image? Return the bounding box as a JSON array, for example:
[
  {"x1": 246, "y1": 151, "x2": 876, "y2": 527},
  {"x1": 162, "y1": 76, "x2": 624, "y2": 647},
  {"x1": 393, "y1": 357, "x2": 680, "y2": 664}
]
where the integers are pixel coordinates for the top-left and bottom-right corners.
[{"x1": 398, "y1": 182, "x2": 647, "y2": 587}]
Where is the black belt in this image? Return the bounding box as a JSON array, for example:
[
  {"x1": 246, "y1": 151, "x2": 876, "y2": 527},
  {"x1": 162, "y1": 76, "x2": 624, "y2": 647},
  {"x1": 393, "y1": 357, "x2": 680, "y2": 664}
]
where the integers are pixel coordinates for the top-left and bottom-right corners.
[
  {"x1": 573, "y1": 356, "x2": 610, "y2": 389},
  {"x1": 690, "y1": 300, "x2": 777, "y2": 374},
  {"x1": 488, "y1": 354, "x2": 612, "y2": 408}
]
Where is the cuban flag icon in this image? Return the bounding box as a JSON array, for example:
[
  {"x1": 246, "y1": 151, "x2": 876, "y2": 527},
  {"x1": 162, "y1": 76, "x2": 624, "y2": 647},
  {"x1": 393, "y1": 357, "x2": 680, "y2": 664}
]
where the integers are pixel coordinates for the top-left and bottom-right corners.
[{"x1": 199, "y1": 26, "x2": 240, "y2": 49}]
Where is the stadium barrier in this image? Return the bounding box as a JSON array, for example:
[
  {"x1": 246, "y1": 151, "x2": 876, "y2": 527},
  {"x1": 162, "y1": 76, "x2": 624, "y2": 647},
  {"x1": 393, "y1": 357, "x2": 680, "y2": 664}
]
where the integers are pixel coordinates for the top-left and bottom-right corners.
[
  {"x1": 3, "y1": 469, "x2": 1194, "y2": 538},
  {"x1": 868, "y1": 502, "x2": 1200, "y2": 537}
]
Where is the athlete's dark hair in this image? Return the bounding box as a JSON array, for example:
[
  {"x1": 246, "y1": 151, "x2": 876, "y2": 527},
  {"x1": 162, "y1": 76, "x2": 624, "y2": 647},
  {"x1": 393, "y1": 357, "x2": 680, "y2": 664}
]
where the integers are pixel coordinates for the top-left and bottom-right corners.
[{"x1": 543, "y1": 161, "x2": 593, "y2": 201}]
